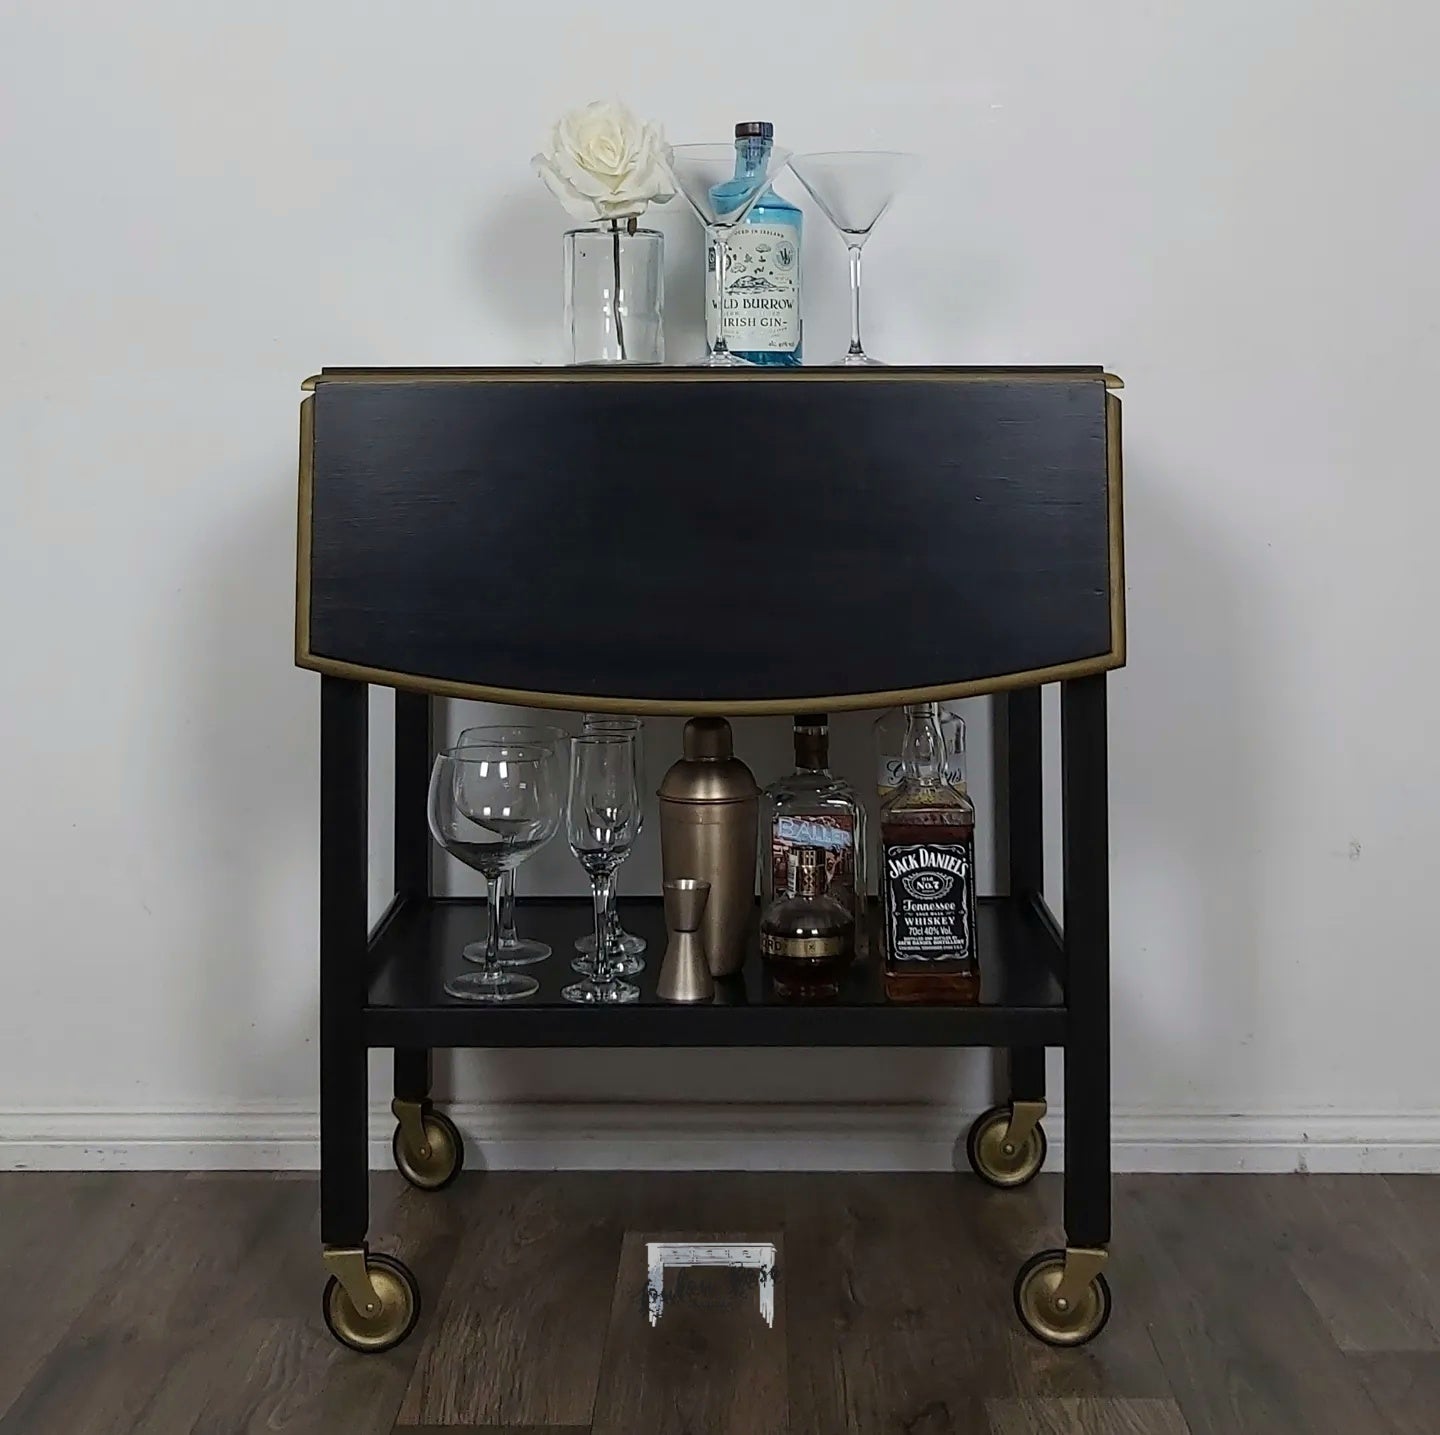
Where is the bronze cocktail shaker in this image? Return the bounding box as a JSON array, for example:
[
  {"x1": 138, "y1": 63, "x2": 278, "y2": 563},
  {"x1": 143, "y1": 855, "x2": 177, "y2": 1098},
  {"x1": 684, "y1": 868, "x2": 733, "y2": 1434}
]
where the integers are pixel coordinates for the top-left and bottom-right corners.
[{"x1": 658, "y1": 718, "x2": 759, "y2": 978}]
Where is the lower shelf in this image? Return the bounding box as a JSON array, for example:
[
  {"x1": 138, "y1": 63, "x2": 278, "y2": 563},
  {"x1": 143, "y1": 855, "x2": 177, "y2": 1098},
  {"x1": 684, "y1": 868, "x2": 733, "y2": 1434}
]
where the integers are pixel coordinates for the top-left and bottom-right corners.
[{"x1": 365, "y1": 895, "x2": 1067, "y2": 1049}]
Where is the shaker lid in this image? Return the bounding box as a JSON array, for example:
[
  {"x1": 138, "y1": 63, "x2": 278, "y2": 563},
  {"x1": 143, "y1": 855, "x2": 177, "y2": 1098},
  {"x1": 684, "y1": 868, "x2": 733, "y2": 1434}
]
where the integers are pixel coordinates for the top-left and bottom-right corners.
[
  {"x1": 684, "y1": 717, "x2": 732, "y2": 760},
  {"x1": 658, "y1": 718, "x2": 760, "y2": 803}
]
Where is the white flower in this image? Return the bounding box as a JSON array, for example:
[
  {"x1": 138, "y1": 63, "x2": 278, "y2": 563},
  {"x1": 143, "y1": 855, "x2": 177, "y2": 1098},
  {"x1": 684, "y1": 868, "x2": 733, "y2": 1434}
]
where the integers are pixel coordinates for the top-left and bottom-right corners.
[{"x1": 533, "y1": 101, "x2": 675, "y2": 222}]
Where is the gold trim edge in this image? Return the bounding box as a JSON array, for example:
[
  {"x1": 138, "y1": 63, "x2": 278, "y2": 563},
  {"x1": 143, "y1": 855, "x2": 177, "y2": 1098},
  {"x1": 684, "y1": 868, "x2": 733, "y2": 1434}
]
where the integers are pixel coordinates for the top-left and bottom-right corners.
[
  {"x1": 296, "y1": 395, "x2": 315, "y2": 663},
  {"x1": 301, "y1": 366, "x2": 1124, "y2": 391},
  {"x1": 1106, "y1": 389, "x2": 1126, "y2": 669},
  {"x1": 291, "y1": 648, "x2": 1125, "y2": 715}
]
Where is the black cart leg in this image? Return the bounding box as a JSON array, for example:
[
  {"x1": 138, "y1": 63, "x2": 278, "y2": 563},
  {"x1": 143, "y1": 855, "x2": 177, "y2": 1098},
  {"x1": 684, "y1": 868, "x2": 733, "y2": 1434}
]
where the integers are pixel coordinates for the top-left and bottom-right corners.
[
  {"x1": 319, "y1": 677, "x2": 423, "y2": 1352},
  {"x1": 392, "y1": 690, "x2": 434, "y2": 1119},
  {"x1": 388, "y1": 690, "x2": 464, "y2": 1192},
  {"x1": 966, "y1": 687, "x2": 1051, "y2": 1189},
  {"x1": 1006, "y1": 685, "x2": 1048, "y2": 1137},
  {"x1": 1012, "y1": 673, "x2": 1112, "y2": 1348},
  {"x1": 320, "y1": 676, "x2": 370, "y2": 1250},
  {"x1": 1060, "y1": 673, "x2": 1110, "y2": 1251}
]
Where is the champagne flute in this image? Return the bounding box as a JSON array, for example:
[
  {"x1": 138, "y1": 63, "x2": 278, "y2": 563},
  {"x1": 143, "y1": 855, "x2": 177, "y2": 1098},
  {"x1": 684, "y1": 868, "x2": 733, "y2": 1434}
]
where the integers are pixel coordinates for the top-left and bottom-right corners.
[
  {"x1": 564, "y1": 733, "x2": 641, "y2": 1004},
  {"x1": 573, "y1": 714, "x2": 646, "y2": 975}
]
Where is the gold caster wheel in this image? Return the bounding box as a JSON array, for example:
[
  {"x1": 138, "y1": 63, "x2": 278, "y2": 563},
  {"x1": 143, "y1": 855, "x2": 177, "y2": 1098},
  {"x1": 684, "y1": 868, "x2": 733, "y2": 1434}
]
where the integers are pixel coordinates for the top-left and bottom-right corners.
[
  {"x1": 1014, "y1": 1247, "x2": 1112, "y2": 1347},
  {"x1": 965, "y1": 1102, "x2": 1047, "y2": 1189},
  {"x1": 322, "y1": 1250, "x2": 420, "y2": 1353},
  {"x1": 391, "y1": 1101, "x2": 463, "y2": 1192}
]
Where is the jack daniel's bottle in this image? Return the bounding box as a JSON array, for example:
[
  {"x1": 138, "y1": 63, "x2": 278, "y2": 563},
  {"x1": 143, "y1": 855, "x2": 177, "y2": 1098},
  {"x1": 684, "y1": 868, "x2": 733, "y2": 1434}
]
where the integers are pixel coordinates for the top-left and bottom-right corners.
[{"x1": 880, "y1": 703, "x2": 980, "y2": 1003}]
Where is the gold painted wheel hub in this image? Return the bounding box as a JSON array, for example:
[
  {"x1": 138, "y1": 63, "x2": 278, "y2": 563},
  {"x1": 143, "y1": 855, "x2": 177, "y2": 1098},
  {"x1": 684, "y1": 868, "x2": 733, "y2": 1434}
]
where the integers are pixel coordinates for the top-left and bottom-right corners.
[
  {"x1": 393, "y1": 1112, "x2": 460, "y2": 1191},
  {"x1": 325, "y1": 1260, "x2": 416, "y2": 1353},
  {"x1": 1015, "y1": 1255, "x2": 1109, "y2": 1346},
  {"x1": 973, "y1": 1108, "x2": 1045, "y2": 1187}
]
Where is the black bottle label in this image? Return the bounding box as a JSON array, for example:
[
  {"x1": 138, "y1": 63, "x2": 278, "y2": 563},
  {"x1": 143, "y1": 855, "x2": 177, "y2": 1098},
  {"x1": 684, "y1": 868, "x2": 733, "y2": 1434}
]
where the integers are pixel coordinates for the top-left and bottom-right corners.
[{"x1": 883, "y1": 840, "x2": 977, "y2": 965}]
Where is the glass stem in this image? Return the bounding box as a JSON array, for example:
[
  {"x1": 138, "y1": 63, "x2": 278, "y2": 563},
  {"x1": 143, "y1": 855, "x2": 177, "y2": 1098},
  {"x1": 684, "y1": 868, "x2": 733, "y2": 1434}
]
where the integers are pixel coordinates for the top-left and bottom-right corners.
[
  {"x1": 591, "y1": 868, "x2": 615, "y2": 992},
  {"x1": 497, "y1": 867, "x2": 518, "y2": 947},
  {"x1": 483, "y1": 870, "x2": 505, "y2": 977},
  {"x1": 712, "y1": 228, "x2": 733, "y2": 358},
  {"x1": 610, "y1": 219, "x2": 628, "y2": 361},
  {"x1": 847, "y1": 243, "x2": 865, "y2": 358},
  {"x1": 606, "y1": 886, "x2": 623, "y2": 946}
]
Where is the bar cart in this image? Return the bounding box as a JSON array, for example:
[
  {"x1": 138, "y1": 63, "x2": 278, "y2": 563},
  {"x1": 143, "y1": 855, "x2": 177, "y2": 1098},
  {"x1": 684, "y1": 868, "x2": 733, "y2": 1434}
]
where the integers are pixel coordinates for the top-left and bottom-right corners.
[{"x1": 295, "y1": 366, "x2": 1124, "y2": 1353}]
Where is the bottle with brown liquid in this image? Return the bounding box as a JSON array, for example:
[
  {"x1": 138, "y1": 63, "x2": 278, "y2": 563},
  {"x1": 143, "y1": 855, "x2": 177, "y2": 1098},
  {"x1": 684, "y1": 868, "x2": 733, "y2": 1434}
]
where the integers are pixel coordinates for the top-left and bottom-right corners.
[
  {"x1": 760, "y1": 845, "x2": 855, "y2": 1000},
  {"x1": 880, "y1": 703, "x2": 980, "y2": 1003}
]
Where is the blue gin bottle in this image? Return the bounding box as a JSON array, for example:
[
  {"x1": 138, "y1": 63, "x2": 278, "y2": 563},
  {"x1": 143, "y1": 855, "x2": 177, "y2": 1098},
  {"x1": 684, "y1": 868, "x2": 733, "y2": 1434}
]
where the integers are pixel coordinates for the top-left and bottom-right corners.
[{"x1": 706, "y1": 122, "x2": 803, "y2": 366}]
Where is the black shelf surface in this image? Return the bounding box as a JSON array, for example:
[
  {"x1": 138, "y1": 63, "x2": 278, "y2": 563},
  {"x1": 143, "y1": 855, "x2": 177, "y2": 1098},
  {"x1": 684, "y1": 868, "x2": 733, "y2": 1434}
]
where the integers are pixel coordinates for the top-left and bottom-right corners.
[{"x1": 365, "y1": 896, "x2": 1067, "y2": 1049}]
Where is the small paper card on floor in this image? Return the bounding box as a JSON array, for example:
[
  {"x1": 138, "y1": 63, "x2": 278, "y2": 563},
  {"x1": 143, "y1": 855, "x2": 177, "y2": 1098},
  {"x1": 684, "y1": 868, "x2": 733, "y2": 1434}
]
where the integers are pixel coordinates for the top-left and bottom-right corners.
[{"x1": 645, "y1": 1240, "x2": 778, "y2": 1327}]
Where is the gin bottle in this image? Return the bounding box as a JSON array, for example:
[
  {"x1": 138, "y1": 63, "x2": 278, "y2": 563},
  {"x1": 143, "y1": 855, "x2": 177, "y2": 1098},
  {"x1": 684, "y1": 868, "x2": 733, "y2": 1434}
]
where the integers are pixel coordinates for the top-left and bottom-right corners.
[
  {"x1": 706, "y1": 121, "x2": 803, "y2": 366},
  {"x1": 880, "y1": 703, "x2": 980, "y2": 1003},
  {"x1": 759, "y1": 714, "x2": 866, "y2": 927}
]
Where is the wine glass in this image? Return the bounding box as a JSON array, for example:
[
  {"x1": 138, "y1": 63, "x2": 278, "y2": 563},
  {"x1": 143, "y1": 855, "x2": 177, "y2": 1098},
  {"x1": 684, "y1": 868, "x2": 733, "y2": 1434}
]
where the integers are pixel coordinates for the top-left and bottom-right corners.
[
  {"x1": 573, "y1": 715, "x2": 646, "y2": 976},
  {"x1": 669, "y1": 142, "x2": 793, "y2": 367},
  {"x1": 458, "y1": 723, "x2": 567, "y2": 966},
  {"x1": 564, "y1": 733, "x2": 642, "y2": 1004},
  {"x1": 787, "y1": 151, "x2": 919, "y2": 366},
  {"x1": 428, "y1": 742, "x2": 562, "y2": 1002}
]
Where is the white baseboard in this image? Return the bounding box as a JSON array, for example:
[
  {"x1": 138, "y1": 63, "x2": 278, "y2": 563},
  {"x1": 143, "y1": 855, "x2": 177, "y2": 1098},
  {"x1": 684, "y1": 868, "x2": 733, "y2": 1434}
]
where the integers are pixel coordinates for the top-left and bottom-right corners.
[{"x1": 3, "y1": 1103, "x2": 1439, "y2": 1173}]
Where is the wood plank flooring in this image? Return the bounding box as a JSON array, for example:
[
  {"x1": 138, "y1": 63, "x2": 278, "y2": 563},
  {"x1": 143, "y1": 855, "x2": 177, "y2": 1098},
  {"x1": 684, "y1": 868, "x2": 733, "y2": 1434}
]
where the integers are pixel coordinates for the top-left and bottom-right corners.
[{"x1": 0, "y1": 1170, "x2": 1434, "y2": 1433}]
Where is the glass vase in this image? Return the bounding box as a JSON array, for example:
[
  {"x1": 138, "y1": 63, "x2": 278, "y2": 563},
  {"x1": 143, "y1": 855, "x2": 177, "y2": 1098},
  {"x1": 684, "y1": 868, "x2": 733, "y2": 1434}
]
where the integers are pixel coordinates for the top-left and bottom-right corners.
[{"x1": 563, "y1": 223, "x2": 664, "y2": 365}]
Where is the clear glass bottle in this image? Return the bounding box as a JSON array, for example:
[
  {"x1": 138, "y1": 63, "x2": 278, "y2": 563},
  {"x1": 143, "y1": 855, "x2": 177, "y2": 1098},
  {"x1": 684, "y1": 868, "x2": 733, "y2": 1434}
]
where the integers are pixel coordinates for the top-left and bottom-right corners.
[
  {"x1": 760, "y1": 845, "x2": 855, "y2": 999},
  {"x1": 760, "y1": 715, "x2": 867, "y2": 928},
  {"x1": 874, "y1": 703, "x2": 968, "y2": 799},
  {"x1": 563, "y1": 222, "x2": 664, "y2": 364},
  {"x1": 706, "y1": 121, "x2": 802, "y2": 366},
  {"x1": 880, "y1": 703, "x2": 980, "y2": 1003}
]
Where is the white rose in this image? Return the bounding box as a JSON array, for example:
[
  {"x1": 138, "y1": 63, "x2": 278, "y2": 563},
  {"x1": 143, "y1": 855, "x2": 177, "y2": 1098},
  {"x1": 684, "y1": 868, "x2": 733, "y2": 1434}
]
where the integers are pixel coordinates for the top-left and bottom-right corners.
[{"x1": 533, "y1": 101, "x2": 675, "y2": 222}]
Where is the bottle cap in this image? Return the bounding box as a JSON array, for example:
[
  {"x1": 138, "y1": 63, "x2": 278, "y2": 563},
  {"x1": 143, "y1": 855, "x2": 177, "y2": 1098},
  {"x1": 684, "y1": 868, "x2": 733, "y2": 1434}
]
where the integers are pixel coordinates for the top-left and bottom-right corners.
[{"x1": 735, "y1": 121, "x2": 774, "y2": 139}]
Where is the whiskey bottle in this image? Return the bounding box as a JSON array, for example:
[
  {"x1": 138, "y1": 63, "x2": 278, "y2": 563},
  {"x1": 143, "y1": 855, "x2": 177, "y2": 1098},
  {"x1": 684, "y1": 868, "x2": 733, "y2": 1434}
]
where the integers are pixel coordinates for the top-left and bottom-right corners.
[
  {"x1": 874, "y1": 703, "x2": 968, "y2": 799},
  {"x1": 880, "y1": 703, "x2": 980, "y2": 1003},
  {"x1": 759, "y1": 714, "x2": 866, "y2": 928},
  {"x1": 760, "y1": 845, "x2": 855, "y2": 999}
]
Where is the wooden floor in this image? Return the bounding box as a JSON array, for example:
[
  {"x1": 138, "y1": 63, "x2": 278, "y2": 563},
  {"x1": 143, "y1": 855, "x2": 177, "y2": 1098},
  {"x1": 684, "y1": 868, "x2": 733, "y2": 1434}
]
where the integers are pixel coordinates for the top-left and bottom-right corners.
[{"x1": 0, "y1": 1170, "x2": 1437, "y2": 1434}]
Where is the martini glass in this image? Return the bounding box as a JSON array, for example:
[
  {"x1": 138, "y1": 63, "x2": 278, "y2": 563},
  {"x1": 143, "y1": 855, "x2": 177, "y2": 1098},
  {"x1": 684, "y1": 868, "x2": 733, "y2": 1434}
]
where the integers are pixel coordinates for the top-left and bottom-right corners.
[
  {"x1": 670, "y1": 142, "x2": 793, "y2": 367},
  {"x1": 788, "y1": 151, "x2": 918, "y2": 366}
]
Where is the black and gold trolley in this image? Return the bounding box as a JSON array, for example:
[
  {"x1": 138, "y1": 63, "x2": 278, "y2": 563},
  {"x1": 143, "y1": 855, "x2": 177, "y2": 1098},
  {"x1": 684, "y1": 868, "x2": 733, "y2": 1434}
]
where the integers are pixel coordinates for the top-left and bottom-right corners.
[{"x1": 297, "y1": 365, "x2": 1124, "y2": 1353}]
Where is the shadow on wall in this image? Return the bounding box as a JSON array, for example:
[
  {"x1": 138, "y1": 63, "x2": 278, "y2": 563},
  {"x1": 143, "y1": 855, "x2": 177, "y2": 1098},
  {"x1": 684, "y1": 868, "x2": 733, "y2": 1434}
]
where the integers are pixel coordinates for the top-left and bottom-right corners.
[
  {"x1": 181, "y1": 455, "x2": 320, "y2": 1110},
  {"x1": 1106, "y1": 444, "x2": 1267, "y2": 1117}
]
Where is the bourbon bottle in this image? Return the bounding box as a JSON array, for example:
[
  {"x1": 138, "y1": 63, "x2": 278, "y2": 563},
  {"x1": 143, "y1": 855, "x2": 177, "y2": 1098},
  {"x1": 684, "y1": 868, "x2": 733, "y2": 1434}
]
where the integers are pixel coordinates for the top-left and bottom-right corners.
[
  {"x1": 880, "y1": 703, "x2": 980, "y2": 1003},
  {"x1": 760, "y1": 845, "x2": 855, "y2": 1000}
]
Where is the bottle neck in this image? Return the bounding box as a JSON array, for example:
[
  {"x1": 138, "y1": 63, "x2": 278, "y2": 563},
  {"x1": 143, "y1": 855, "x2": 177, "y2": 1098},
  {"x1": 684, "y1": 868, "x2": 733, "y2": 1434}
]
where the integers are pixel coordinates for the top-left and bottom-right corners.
[
  {"x1": 901, "y1": 703, "x2": 946, "y2": 787},
  {"x1": 795, "y1": 850, "x2": 823, "y2": 901},
  {"x1": 735, "y1": 135, "x2": 773, "y2": 181},
  {"x1": 794, "y1": 722, "x2": 829, "y2": 774}
]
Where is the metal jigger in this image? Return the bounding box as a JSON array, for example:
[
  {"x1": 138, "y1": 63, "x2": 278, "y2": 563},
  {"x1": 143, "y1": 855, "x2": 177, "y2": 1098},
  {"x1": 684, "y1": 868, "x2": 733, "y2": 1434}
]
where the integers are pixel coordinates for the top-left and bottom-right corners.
[{"x1": 657, "y1": 879, "x2": 714, "y2": 1003}]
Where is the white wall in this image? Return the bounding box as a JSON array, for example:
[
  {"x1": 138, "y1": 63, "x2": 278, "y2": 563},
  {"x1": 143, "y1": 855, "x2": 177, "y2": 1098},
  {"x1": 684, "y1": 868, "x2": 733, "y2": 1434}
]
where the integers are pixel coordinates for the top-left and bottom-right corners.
[{"x1": 2, "y1": 0, "x2": 1438, "y2": 1170}]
